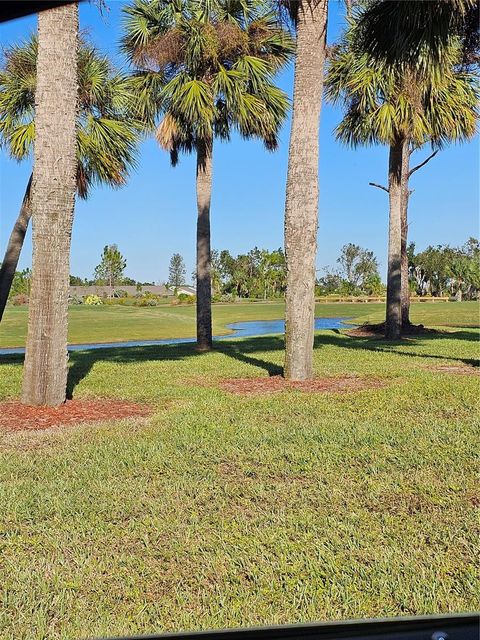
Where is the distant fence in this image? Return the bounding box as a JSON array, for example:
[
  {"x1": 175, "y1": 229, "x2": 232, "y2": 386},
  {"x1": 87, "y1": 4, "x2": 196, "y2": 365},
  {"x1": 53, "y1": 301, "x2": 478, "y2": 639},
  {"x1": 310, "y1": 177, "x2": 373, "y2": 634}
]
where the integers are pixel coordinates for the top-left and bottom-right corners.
[{"x1": 315, "y1": 296, "x2": 452, "y2": 304}]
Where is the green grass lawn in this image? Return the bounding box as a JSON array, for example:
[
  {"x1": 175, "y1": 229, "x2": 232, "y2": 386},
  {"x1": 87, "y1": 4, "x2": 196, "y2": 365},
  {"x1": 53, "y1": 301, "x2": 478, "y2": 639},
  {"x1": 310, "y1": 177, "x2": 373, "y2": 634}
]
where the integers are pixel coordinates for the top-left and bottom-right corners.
[
  {"x1": 0, "y1": 302, "x2": 479, "y2": 639},
  {"x1": 1, "y1": 300, "x2": 479, "y2": 347}
]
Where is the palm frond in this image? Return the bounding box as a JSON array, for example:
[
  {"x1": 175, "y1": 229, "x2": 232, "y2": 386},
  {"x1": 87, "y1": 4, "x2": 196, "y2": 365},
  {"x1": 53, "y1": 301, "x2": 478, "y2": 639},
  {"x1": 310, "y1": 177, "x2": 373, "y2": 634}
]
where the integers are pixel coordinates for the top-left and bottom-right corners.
[
  {"x1": 357, "y1": 0, "x2": 476, "y2": 74},
  {"x1": 325, "y1": 13, "x2": 479, "y2": 149},
  {"x1": 122, "y1": 0, "x2": 293, "y2": 156},
  {"x1": 0, "y1": 33, "x2": 141, "y2": 194}
]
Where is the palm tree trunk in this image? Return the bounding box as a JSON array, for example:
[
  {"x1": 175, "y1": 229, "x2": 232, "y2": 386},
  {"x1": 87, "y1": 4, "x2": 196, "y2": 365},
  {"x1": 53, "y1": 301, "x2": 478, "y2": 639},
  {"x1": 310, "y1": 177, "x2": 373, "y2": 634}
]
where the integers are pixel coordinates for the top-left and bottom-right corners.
[
  {"x1": 196, "y1": 139, "x2": 213, "y2": 351},
  {"x1": 21, "y1": 2, "x2": 78, "y2": 406},
  {"x1": 0, "y1": 174, "x2": 32, "y2": 322},
  {"x1": 284, "y1": 0, "x2": 328, "y2": 380},
  {"x1": 385, "y1": 136, "x2": 407, "y2": 340},
  {"x1": 401, "y1": 144, "x2": 412, "y2": 326}
]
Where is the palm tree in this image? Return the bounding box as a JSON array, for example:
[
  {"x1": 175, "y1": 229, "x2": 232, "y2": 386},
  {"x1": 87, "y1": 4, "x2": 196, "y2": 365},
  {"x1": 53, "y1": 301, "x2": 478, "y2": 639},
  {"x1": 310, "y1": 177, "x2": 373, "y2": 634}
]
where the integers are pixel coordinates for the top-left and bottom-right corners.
[
  {"x1": 282, "y1": 0, "x2": 328, "y2": 380},
  {"x1": 325, "y1": 16, "x2": 478, "y2": 339},
  {"x1": 123, "y1": 0, "x2": 293, "y2": 351},
  {"x1": 20, "y1": 2, "x2": 79, "y2": 406},
  {"x1": 357, "y1": 0, "x2": 478, "y2": 71},
  {"x1": 0, "y1": 36, "x2": 140, "y2": 322},
  {"x1": 351, "y1": 0, "x2": 477, "y2": 327}
]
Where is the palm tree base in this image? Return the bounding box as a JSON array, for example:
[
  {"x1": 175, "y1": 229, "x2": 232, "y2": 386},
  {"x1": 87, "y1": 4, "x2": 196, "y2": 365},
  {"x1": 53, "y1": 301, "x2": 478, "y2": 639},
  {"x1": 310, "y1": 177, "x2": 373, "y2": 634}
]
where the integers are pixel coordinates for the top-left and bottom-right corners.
[
  {"x1": 195, "y1": 343, "x2": 213, "y2": 352},
  {"x1": 346, "y1": 321, "x2": 437, "y2": 339}
]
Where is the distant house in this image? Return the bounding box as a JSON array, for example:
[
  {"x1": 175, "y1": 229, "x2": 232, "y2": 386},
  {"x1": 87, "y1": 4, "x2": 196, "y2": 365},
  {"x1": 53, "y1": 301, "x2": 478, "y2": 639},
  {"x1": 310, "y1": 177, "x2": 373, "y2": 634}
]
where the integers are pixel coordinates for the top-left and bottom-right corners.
[
  {"x1": 176, "y1": 285, "x2": 196, "y2": 296},
  {"x1": 69, "y1": 283, "x2": 196, "y2": 299}
]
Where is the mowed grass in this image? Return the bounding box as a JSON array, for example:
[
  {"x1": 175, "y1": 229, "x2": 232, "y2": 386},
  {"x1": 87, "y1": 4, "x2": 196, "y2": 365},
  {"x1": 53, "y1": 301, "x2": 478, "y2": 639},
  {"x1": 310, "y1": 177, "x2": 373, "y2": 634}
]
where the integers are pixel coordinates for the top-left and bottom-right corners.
[
  {"x1": 1, "y1": 300, "x2": 479, "y2": 348},
  {"x1": 0, "y1": 302, "x2": 479, "y2": 639}
]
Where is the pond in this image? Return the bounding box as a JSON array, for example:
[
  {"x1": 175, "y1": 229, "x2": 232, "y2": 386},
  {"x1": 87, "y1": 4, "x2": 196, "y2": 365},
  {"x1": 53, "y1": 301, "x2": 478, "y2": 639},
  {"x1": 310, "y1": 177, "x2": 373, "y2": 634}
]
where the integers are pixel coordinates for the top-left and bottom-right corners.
[{"x1": 0, "y1": 317, "x2": 352, "y2": 356}]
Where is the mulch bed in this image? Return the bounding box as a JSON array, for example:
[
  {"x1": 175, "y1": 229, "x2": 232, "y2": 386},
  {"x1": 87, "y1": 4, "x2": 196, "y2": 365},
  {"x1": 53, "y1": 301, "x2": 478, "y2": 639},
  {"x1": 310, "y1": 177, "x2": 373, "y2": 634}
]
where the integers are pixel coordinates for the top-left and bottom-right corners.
[
  {"x1": 0, "y1": 399, "x2": 153, "y2": 433},
  {"x1": 219, "y1": 375, "x2": 385, "y2": 396},
  {"x1": 346, "y1": 322, "x2": 439, "y2": 338}
]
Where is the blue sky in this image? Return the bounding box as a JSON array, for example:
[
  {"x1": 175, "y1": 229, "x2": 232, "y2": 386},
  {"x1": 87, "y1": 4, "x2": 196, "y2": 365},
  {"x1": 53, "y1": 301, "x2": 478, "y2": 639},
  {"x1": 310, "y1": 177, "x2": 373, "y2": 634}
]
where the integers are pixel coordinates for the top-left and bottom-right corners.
[{"x1": 0, "y1": 1, "x2": 478, "y2": 284}]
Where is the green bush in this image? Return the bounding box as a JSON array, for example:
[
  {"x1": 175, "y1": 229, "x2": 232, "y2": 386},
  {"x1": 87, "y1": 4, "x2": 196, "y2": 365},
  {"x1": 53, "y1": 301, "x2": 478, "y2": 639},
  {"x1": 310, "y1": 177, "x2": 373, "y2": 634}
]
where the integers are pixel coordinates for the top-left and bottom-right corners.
[
  {"x1": 177, "y1": 293, "x2": 196, "y2": 304},
  {"x1": 84, "y1": 294, "x2": 103, "y2": 306},
  {"x1": 8, "y1": 269, "x2": 31, "y2": 300},
  {"x1": 133, "y1": 293, "x2": 160, "y2": 307},
  {"x1": 102, "y1": 297, "x2": 130, "y2": 306}
]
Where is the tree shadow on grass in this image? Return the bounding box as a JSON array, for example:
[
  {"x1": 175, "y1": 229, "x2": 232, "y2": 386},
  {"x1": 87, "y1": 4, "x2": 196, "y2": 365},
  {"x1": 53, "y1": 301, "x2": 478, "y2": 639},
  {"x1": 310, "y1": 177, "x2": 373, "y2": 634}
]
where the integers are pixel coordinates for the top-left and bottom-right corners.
[
  {"x1": 318, "y1": 330, "x2": 480, "y2": 369},
  {"x1": 67, "y1": 328, "x2": 478, "y2": 395},
  {"x1": 65, "y1": 337, "x2": 285, "y2": 397},
  {"x1": 216, "y1": 338, "x2": 284, "y2": 376},
  {"x1": 1, "y1": 327, "x2": 477, "y2": 399}
]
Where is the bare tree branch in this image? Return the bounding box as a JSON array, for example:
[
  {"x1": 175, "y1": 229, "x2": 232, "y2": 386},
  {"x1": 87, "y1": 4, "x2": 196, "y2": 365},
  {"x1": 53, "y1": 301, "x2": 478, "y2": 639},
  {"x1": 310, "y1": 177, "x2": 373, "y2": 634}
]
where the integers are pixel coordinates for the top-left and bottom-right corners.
[
  {"x1": 369, "y1": 182, "x2": 389, "y2": 193},
  {"x1": 408, "y1": 150, "x2": 438, "y2": 177}
]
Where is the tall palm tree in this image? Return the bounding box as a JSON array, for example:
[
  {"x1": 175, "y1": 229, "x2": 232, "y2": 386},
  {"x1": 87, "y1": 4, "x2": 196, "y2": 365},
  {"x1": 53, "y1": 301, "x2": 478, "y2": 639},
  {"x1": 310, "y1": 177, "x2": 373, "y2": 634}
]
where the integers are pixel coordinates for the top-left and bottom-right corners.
[
  {"x1": 0, "y1": 36, "x2": 140, "y2": 322},
  {"x1": 282, "y1": 0, "x2": 328, "y2": 380},
  {"x1": 21, "y1": 1, "x2": 79, "y2": 406},
  {"x1": 325, "y1": 17, "x2": 478, "y2": 339},
  {"x1": 123, "y1": 0, "x2": 293, "y2": 350}
]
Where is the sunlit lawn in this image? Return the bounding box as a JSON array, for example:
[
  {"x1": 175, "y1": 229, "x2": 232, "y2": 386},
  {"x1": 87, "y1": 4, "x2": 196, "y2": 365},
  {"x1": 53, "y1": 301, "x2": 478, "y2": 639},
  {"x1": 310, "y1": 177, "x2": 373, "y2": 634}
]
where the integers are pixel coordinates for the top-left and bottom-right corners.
[{"x1": 0, "y1": 301, "x2": 479, "y2": 639}]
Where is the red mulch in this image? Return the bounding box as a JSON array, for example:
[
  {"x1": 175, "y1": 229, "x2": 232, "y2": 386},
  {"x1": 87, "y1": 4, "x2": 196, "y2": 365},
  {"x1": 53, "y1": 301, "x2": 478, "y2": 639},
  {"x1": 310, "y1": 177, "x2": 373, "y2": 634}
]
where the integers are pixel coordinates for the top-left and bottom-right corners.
[
  {"x1": 219, "y1": 375, "x2": 385, "y2": 396},
  {"x1": 0, "y1": 399, "x2": 153, "y2": 433},
  {"x1": 346, "y1": 322, "x2": 439, "y2": 338}
]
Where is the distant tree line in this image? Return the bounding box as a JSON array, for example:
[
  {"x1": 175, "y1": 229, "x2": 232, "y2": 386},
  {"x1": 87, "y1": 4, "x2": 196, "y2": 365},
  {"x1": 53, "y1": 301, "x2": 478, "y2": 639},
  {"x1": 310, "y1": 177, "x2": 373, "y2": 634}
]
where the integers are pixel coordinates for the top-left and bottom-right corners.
[
  {"x1": 69, "y1": 275, "x2": 155, "y2": 287},
  {"x1": 8, "y1": 238, "x2": 479, "y2": 304},
  {"x1": 317, "y1": 244, "x2": 383, "y2": 296},
  {"x1": 209, "y1": 248, "x2": 287, "y2": 300},
  {"x1": 316, "y1": 239, "x2": 480, "y2": 300},
  {"x1": 408, "y1": 238, "x2": 480, "y2": 300}
]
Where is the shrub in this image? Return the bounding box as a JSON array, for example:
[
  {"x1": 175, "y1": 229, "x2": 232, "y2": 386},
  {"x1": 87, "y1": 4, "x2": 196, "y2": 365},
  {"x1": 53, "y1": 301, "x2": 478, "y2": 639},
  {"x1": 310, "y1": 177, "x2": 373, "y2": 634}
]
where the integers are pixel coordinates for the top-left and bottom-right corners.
[
  {"x1": 69, "y1": 295, "x2": 83, "y2": 305},
  {"x1": 9, "y1": 269, "x2": 31, "y2": 299},
  {"x1": 84, "y1": 294, "x2": 103, "y2": 306},
  {"x1": 133, "y1": 293, "x2": 160, "y2": 307},
  {"x1": 177, "y1": 293, "x2": 196, "y2": 304},
  {"x1": 102, "y1": 297, "x2": 129, "y2": 306},
  {"x1": 213, "y1": 293, "x2": 236, "y2": 303},
  {"x1": 11, "y1": 294, "x2": 28, "y2": 306},
  {"x1": 363, "y1": 274, "x2": 386, "y2": 296}
]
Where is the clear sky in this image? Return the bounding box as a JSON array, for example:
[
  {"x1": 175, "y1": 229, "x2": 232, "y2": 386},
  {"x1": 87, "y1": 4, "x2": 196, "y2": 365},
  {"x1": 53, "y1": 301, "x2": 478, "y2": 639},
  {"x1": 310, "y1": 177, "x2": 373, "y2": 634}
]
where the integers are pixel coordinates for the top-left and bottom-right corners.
[{"x1": 0, "y1": 1, "x2": 478, "y2": 284}]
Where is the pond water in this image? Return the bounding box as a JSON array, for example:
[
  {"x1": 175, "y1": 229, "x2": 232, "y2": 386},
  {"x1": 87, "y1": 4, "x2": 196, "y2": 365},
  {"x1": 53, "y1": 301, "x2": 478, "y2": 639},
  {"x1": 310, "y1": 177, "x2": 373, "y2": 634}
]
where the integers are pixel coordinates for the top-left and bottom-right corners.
[{"x1": 0, "y1": 317, "x2": 352, "y2": 356}]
